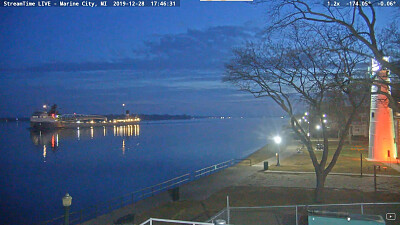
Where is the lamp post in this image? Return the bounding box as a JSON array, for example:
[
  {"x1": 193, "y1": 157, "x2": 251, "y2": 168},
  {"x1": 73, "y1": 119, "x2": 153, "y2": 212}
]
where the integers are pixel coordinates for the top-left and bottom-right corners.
[
  {"x1": 122, "y1": 103, "x2": 126, "y2": 116},
  {"x1": 316, "y1": 125, "x2": 321, "y2": 144},
  {"x1": 62, "y1": 193, "x2": 72, "y2": 225},
  {"x1": 274, "y1": 135, "x2": 282, "y2": 166}
]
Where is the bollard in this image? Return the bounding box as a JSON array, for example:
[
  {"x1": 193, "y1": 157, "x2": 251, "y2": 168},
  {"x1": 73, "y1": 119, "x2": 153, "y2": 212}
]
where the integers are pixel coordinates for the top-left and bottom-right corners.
[
  {"x1": 170, "y1": 187, "x2": 179, "y2": 201},
  {"x1": 264, "y1": 161, "x2": 269, "y2": 170}
]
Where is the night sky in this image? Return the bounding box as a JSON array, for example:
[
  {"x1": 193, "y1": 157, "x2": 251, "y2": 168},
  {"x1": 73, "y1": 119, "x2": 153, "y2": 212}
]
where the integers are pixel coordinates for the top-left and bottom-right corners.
[{"x1": 0, "y1": 1, "x2": 395, "y2": 117}]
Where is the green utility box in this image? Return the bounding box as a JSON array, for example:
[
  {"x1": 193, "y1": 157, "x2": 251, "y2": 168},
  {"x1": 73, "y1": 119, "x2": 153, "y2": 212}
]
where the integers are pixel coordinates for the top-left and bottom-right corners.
[{"x1": 308, "y1": 210, "x2": 385, "y2": 225}]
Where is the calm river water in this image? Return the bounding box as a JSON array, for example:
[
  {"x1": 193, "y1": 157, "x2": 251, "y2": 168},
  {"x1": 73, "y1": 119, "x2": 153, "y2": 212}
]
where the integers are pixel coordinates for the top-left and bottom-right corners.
[{"x1": 0, "y1": 118, "x2": 283, "y2": 224}]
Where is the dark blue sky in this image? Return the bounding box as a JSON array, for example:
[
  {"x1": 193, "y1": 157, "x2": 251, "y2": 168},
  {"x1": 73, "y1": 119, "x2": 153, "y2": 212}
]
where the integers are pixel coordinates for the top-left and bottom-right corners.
[
  {"x1": 0, "y1": 1, "x2": 278, "y2": 117},
  {"x1": 0, "y1": 1, "x2": 396, "y2": 117}
]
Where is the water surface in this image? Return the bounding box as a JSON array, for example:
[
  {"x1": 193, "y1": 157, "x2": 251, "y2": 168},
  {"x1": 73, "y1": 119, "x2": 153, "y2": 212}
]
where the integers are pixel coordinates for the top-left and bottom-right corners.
[{"x1": 0, "y1": 118, "x2": 283, "y2": 224}]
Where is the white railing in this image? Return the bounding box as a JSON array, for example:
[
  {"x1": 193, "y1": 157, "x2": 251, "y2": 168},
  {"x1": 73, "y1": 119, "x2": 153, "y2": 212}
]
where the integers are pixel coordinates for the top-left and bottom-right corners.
[
  {"x1": 207, "y1": 202, "x2": 400, "y2": 225},
  {"x1": 194, "y1": 159, "x2": 234, "y2": 178},
  {"x1": 139, "y1": 218, "x2": 214, "y2": 225}
]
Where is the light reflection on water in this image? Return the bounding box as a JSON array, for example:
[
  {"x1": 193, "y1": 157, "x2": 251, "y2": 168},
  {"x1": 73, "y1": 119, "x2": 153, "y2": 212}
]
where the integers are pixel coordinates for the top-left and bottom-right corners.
[
  {"x1": 30, "y1": 125, "x2": 141, "y2": 158},
  {"x1": 0, "y1": 118, "x2": 283, "y2": 225}
]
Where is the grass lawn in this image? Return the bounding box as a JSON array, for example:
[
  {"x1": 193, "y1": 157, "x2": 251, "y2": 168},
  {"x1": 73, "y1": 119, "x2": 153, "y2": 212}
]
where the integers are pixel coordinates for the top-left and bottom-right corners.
[
  {"x1": 270, "y1": 140, "x2": 400, "y2": 175},
  {"x1": 240, "y1": 144, "x2": 276, "y2": 165}
]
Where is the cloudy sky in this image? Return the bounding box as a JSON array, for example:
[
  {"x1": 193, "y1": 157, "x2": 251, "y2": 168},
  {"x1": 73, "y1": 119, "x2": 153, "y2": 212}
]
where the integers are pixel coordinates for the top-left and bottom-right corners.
[
  {"x1": 0, "y1": 1, "x2": 282, "y2": 117},
  {"x1": 0, "y1": 1, "x2": 396, "y2": 117}
]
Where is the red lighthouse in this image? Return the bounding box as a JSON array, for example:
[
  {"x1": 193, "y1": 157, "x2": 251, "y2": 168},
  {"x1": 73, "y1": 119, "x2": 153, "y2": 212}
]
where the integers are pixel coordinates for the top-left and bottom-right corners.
[{"x1": 368, "y1": 58, "x2": 397, "y2": 162}]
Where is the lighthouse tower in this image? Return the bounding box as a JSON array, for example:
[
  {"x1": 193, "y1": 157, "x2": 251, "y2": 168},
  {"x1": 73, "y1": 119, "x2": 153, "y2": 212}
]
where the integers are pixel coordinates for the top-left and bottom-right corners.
[{"x1": 368, "y1": 58, "x2": 397, "y2": 162}]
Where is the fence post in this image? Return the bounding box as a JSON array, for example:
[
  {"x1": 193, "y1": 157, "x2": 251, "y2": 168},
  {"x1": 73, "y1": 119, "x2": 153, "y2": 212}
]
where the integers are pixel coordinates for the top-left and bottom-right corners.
[
  {"x1": 360, "y1": 152, "x2": 363, "y2": 177},
  {"x1": 295, "y1": 205, "x2": 298, "y2": 225},
  {"x1": 374, "y1": 165, "x2": 377, "y2": 192},
  {"x1": 227, "y1": 196, "x2": 230, "y2": 224},
  {"x1": 80, "y1": 209, "x2": 83, "y2": 222},
  {"x1": 361, "y1": 203, "x2": 364, "y2": 215}
]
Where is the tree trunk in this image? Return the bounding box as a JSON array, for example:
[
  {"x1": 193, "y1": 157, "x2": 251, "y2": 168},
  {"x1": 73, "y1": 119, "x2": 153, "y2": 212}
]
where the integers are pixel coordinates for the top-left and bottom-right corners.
[{"x1": 315, "y1": 172, "x2": 327, "y2": 202}]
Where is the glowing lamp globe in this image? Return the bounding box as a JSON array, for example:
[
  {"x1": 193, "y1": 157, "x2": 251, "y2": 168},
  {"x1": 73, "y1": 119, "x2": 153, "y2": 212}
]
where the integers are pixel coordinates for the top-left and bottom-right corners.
[
  {"x1": 62, "y1": 193, "x2": 72, "y2": 207},
  {"x1": 273, "y1": 136, "x2": 282, "y2": 144}
]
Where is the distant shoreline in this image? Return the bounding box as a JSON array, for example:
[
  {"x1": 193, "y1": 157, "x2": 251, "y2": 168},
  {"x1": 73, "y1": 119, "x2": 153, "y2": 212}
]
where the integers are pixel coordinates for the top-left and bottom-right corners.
[
  {"x1": 0, "y1": 114, "x2": 200, "y2": 123},
  {"x1": 0, "y1": 114, "x2": 260, "y2": 123}
]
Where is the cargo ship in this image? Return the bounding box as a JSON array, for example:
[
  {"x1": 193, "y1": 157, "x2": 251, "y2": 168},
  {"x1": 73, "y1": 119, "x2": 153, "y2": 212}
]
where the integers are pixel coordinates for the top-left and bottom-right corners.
[{"x1": 30, "y1": 104, "x2": 140, "y2": 130}]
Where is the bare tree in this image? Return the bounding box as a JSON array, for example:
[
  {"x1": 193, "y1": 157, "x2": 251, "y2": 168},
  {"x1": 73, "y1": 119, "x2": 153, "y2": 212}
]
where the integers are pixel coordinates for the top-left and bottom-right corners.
[
  {"x1": 250, "y1": 0, "x2": 400, "y2": 113},
  {"x1": 224, "y1": 24, "x2": 369, "y2": 200},
  {"x1": 257, "y1": 0, "x2": 400, "y2": 76}
]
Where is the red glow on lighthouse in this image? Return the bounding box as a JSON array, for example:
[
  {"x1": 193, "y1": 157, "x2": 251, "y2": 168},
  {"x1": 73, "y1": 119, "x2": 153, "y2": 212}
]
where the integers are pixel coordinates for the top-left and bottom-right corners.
[{"x1": 370, "y1": 70, "x2": 396, "y2": 162}]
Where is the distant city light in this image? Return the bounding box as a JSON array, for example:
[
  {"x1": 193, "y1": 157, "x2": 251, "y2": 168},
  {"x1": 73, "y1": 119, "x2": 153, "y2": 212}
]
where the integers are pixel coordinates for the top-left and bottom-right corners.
[{"x1": 316, "y1": 125, "x2": 321, "y2": 130}]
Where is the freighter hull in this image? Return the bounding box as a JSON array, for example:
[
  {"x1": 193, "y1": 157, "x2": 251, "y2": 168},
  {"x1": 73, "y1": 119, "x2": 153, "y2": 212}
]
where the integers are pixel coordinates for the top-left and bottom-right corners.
[
  {"x1": 30, "y1": 111, "x2": 140, "y2": 130},
  {"x1": 30, "y1": 121, "x2": 63, "y2": 130}
]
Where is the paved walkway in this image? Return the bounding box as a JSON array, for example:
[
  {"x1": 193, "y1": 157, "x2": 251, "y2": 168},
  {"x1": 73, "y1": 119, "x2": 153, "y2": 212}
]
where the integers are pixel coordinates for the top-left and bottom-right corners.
[
  {"x1": 81, "y1": 165, "x2": 261, "y2": 224},
  {"x1": 80, "y1": 143, "x2": 400, "y2": 224},
  {"x1": 80, "y1": 143, "x2": 298, "y2": 224},
  {"x1": 252, "y1": 144, "x2": 298, "y2": 168},
  {"x1": 384, "y1": 162, "x2": 400, "y2": 172}
]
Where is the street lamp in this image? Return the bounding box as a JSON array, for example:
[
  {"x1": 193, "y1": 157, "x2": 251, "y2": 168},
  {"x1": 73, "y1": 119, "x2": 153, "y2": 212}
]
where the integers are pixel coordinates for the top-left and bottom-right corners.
[
  {"x1": 43, "y1": 104, "x2": 47, "y2": 110},
  {"x1": 62, "y1": 193, "x2": 72, "y2": 225},
  {"x1": 274, "y1": 135, "x2": 281, "y2": 166},
  {"x1": 122, "y1": 103, "x2": 126, "y2": 117},
  {"x1": 316, "y1": 125, "x2": 321, "y2": 144}
]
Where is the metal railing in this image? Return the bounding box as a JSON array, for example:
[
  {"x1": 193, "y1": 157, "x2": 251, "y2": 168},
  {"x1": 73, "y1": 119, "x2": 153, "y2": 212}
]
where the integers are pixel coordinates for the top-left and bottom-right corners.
[
  {"x1": 38, "y1": 158, "x2": 245, "y2": 225},
  {"x1": 139, "y1": 218, "x2": 214, "y2": 225},
  {"x1": 194, "y1": 159, "x2": 234, "y2": 178},
  {"x1": 207, "y1": 202, "x2": 400, "y2": 225}
]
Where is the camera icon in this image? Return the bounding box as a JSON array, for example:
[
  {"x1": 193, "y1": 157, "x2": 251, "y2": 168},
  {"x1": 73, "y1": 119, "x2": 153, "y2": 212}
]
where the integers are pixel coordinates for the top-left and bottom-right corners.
[{"x1": 386, "y1": 213, "x2": 396, "y2": 220}]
